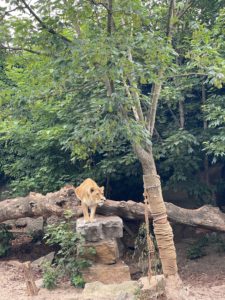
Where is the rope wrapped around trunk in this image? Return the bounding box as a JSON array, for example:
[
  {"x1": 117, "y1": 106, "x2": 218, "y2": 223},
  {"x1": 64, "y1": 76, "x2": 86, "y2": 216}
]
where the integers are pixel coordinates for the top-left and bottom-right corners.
[{"x1": 143, "y1": 174, "x2": 177, "y2": 276}]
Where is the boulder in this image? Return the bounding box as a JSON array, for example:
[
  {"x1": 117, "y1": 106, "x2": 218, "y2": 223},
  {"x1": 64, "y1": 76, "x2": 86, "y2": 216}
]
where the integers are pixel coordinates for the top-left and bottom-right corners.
[
  {"x1": 3, "y1": 217, "x2": 44, "y2": 233},
  {"x1": 82, "y1": 261, "x2": 131, "y2": 284},
  {"x1": 31, "y1": 252, "x2": 55, "y2": 268},
  {"x1": 81, "y1": 280, "x2": 140, "y2": 300},
  {"x1": 84, "y1": 239, "x2": 119, "y2": 264},
  {"x1": 15, "y1": 218, "x2": 27, "y2": 228},
  {"x1": 76, "y1": 215, "x2": 123, "y2": 242},
  {"x1": 138, "y1": 275, "x2": 165, "y2": 299},
  {"x1": 138, "y1": 275, "x2": 165, "y2": 290}
]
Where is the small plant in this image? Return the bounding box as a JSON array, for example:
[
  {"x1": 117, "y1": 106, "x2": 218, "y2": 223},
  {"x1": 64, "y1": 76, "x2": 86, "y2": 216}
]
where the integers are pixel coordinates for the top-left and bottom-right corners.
[
  {"x1": 43, "y1": 210, "x2": 91, "y2": 289},
  {"x1": 215, "y1": 239, "x2": 225, "y2": 253},
  {"x1": 0, "y1": 224, "x2": 14, "y2": 257},
  {"x1": 133, "y1": 223, "x2": 162, "y2": 275},
  {"x1": 207, "y1": 233, "x2": 225, "y2": 253},
  {"x1": 134, "y1": 287, "x2": 141, "y2": 299},
  {"x1": 42, "y1": 262, "x2": 58, "y2": 289},
  {"x1": 186, "y1": 237, "x2": 208, "y2": 260},
  {"x1": 70, "y1": 273, "x2": 85, "y2": 288}
]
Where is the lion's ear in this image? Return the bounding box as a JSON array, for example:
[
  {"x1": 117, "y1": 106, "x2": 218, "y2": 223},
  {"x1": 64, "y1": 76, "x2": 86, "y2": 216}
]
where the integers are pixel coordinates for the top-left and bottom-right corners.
[
  {"x1": 100, "y1": 186, "x2": 104, "y2": 193},
  {"x1": 90, "y1": 187, "x2": 95, "y2": 193}
]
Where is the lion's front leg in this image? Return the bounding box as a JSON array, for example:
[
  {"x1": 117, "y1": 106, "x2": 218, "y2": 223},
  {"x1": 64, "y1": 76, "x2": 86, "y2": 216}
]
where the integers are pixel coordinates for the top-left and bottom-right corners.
[
  {"x1": 82, "y1": 203, "x2": 90, "y2": 222},
  {"x1": 90, "y1": 205, "x2": 97, "y2": 222}
]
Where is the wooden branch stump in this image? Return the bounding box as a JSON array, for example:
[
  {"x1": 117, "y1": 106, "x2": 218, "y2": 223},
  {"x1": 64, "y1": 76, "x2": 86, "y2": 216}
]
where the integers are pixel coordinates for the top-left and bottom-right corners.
[{"x1": 22, "y1": 261, "x2": 39, "y2": 296}]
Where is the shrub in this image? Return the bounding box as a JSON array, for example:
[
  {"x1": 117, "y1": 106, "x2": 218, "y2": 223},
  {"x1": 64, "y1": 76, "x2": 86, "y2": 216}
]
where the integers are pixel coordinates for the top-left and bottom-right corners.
[
  {"x1": 0, "y1": 224, "x2": 14, "y2": 257},
  {"x1": 42, "y1": 262, "x2": 58, "y2": 289},
  {"x1": 186, "y1": 237, "x2": 208, "y2": 260},
  {"x1": 43, "y1": 210, "x2": 92, "y2": 289}
]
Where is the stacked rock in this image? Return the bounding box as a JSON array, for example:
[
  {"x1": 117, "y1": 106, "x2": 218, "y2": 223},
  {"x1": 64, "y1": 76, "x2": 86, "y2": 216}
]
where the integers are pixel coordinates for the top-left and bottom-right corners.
[{"x1": 76, "y1": 215, "x2": 131, "y2": 284}]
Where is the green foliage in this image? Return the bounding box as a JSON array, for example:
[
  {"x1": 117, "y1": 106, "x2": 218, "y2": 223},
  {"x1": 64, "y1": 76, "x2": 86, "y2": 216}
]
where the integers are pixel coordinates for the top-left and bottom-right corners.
[
  {"x1": 43, "y1": 211, "x2": 90, "y2": 289},
  {"x1": 0, "y1": 224, "x2": 14, "y2": 257},
  {"x1": 204, "y1": 233, "x2": 225, "y2": 254},
  {"x1": 0, "y1": 0, "x2": 225, "y2": 206},
  {"x1": 133, "y1": 223, "x2": 162, "y2": 275},
  {"x1": 215, "y1": 238, "x2": 225, "y2": 253},
  {"x1": 42, "y1": 262, "x2": 58, "y2": 290},
  {"x1": 186, "y1": 237, "x2": 208, "y2": 260},
  {"x1": 187, "y1": 234, "x2": 225, "y2": 261},
  {"x1": 70, "y1": 274, "x2": 85, "y2": 288}
]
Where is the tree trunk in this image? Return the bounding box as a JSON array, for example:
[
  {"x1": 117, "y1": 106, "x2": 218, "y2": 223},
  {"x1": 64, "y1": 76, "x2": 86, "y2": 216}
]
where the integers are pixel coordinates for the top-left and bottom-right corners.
[
  {"x1": 133, "y1": 144, "x2": 188, "y2": 300},
  {"x1": 179, "y1": 100, "x2": 185, "y2": 129},
  {"x1": 202, "y1": 83, "x2": 209, "y2": 186}
]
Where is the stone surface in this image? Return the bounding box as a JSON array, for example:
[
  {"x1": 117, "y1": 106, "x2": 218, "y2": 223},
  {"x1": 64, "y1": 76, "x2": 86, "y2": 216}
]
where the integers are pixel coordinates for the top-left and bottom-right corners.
[
  {"x1": 31, "y1": 252, "x2": 55, "y2": 268},
  {"x1": 82, "y1": 261, "x2": 131, "y2": 284},
  {"x1": 80, "y1": 280, "x2": 139, "y2": 300},
  {"x1": 15, "y1": 218, "x2": 27, "y2": 228},
  {"x1": 138, "y1": 275, "x2": 165, "y2": 290},
  {"x1": 27, "y1": 217, "x2": 44, "y2": 232},
  {"x1": 76, "y1": 215, "x2": 123, "y2": 242},
  {"x1": 35, "y1": 278, "x2": 44, "y2": 289},
  {"x1": 3, "y1": 217, "x2": 44, "y2": 233},
  {"x1": 138, "y1": 275, "x2": 165, "y2": 299},
  {"x1": 84, "y1": 239, "x2": 119, "y2": 264}
]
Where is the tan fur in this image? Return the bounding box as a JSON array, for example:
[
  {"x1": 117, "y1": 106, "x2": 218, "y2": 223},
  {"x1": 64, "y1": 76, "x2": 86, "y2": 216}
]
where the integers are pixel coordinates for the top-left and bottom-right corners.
[{"x1": 75, "y1": 178, "x2": 106, "y2": 222}]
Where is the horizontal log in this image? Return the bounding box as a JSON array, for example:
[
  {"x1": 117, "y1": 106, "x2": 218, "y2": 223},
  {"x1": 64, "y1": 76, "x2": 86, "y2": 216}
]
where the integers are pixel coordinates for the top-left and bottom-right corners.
[
  {"x1": 0, "y1": 186, "x2": 225, "y2": 232},
  {"x1": 97, "y1": 200, "x2": 225, "y2": 232}
]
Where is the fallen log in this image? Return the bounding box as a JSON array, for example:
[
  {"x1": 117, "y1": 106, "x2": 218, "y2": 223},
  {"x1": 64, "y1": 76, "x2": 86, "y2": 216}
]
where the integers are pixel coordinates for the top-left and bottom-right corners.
[
  {"x1": 0, "y1": 186, "x2": 225, "y2": 232},
  {"x1": 0, "y1": 186, "x2": 81, "y2": 223},
  {"x1": 97, "y1": 200, "x2": 225, "y2": 232}
]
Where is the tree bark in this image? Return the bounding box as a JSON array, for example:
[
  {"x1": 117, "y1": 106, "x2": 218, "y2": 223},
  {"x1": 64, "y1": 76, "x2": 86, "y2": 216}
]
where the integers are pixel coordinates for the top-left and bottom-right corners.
[
  {"x1": 1, "y1": 186, "x2": 225, "y2": 232},
  {"x1": 0, "y1": 186, "x2": 80, "y2": 223}
]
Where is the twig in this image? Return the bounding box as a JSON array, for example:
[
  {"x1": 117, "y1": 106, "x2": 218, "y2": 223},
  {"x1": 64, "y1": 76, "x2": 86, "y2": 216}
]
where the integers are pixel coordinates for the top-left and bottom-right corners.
[
  {"x1": 89, "y1": 0, "x2": 109, "y2": 10},
  {"x1": 177, "y1": 0, "x2": 194, "y2": 20},
  {"x1": 0, "y1": 45, "x2": 44, "y2": 55},
  {"x1": 19, "y1": 0, "x2": 72, "y2": 44}
]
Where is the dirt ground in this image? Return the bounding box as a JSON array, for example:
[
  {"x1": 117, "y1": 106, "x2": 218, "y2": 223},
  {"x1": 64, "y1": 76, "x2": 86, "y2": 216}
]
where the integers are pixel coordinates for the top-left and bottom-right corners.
[{"x1": 1, "y1": 234, "x2": 225, "y2": 300}]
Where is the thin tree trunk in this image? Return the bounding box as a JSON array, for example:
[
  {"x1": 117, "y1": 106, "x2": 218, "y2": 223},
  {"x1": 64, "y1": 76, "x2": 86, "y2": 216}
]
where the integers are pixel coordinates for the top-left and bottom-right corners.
[
  {"x1": 202, "y1": 83, "x2": 209, "y2": 185},
  {"x1": 179, "y1": 100, "x2": 185, "y2": 129}
]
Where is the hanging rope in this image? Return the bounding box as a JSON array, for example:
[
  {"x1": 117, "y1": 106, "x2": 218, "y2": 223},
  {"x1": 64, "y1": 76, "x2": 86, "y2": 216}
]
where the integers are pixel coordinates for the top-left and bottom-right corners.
[{"x1": 144, "y1": 191, "x2": 155, "y2": 282}]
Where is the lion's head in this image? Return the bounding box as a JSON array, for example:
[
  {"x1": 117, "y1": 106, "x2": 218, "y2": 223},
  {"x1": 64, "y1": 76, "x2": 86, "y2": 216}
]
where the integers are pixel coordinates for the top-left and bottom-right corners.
[
  {"x1": 75, "y1": 178, "x2": 106, "y2": 207},
  {"x1": 89, "y1": 186, "x2": 106, "y2": 206}
]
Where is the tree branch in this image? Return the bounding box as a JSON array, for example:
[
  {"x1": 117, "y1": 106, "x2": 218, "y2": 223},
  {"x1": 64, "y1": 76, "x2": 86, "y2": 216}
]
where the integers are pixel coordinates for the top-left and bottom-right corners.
[
  {"x1": 167, "y1": 104, "x2": 180, "y2": 127},
  {"x1": 19, "y1": 0, "x2": 72, "y2": 44},
  {"x1": 0, "y1": 7, "x2": 25, "y2": 20},
  {"x1": 147, "y1": 1, "x2": 176, "y2": 136},
  {"x1": 166, "y1": 73, "x2": 207, "y2": 78},
  {"x1": 0, "y1": 44, "x2": 44, "y2": 55},
  {"x1": 126, "y1": 50, "x2": 144, "y2": 123},
  {"x1": 147, "y1": 69, "x2": 164, "y2": 136},
  {"x1": 89, "y1": 0, "x2": 109, "y2": 10},
  {"x1": 122, "y1": 76, "x2": 141, "y2": 122},
  {"x1": 177, "y1": 0, "x2": 194, "y2": 20},
  {"x1": 166, "y1": 0, "x2": 176, "y2": 38}
]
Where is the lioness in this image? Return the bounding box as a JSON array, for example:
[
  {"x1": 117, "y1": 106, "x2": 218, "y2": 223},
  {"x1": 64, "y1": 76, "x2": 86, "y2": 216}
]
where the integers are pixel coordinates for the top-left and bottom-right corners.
[{"x1": 75, "y1": 178, "x2": 106, "y2": 222}]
